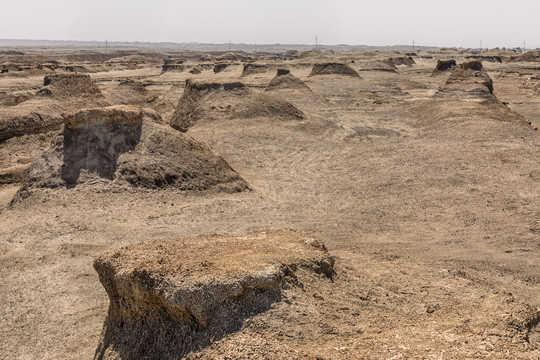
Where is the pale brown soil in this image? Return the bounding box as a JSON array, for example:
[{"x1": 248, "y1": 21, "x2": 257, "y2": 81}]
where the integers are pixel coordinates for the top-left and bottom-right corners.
[{"x1": 1, "y1": 49, "x2": 540, "y2": 359}]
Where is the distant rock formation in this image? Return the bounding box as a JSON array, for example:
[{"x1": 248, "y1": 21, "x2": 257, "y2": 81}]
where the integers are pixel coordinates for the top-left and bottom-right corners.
[
  {"x1": 357, "y1": 60, "x2": 398, "y2": 73},
  {"x1": 35, "y1": 73, "x2": 104, "y2": 100},
  {"x1": 309, "y1": 62, "x2": 361, "y2": 78},
  {"x1": 436, "y1": 60, "x2": 494, "y2": 98},
  {"x1": 104, "y1": 79, "x2": 157, "y2": 106},
  {"x1": 161, "y1": 58, "x2": 186, "y2": 73},
  {"x1": 213, "y1": 63, "x2": 229, "y2": 73},
  {"x1": 0, "y1": 73, "x2": 107, "y2": 141},
  {"x1": 199, "y1": 53, "x2": 214, "y2": 62},
  {"x1": 465, "y1": 55, "x2": 502, "y2": 63},
  {"x1": 266, "y1": 69, "x2": 311, "y2": 91},
  {"x1": 432, "y1": 59, "x2": 457, "y2": 75},
  {"x1": 216, "y1": 52, "x2": 252, "y2": 62},
  {"x1": 431, "y1": 60, "x2": 527, "y2": 125},
  {"x1": 15, "y1": 105, "x2": 249, "y2": 197},
  {"x1": 241, "y1": 63, "x2": 269, "y2": 77},
  {"x1": 93, "y1": 230, "x2": 334, "y2": 360},
  {"x1": 171, "y1": 79, "x2": 305, "y2": 132},
  {"x1": 387, "y1": 56, "x2": 415, "y2": 66},
  {"x1": 508, "y1": 50, "x2": 540, "y2": 63}
]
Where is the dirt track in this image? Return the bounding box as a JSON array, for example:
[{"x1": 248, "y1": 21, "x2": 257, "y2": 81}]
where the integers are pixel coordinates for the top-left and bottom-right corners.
[{"x1": 1, "y1": 48, "x2": 540, "y2": 359}]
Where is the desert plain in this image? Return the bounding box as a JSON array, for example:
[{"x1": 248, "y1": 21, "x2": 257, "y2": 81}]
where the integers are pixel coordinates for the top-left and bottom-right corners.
[{"x1": 1, "y1": 44, "x2": 540, "y2": 359}]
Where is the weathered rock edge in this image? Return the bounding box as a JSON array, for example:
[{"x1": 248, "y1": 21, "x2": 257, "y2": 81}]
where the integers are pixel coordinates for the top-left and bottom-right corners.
[
  {"x1": 13, "y1": 105, "x2": 249, "y2": 199},
  {"x1": 170, "y1": 79, "x2": 305, "y2": 132},
  {"x1": 309, "y1": 62, "x2": 361, "y2": 78},
  {"x1": 93, "y1": 230, "x2": 335, "y2": 360}
]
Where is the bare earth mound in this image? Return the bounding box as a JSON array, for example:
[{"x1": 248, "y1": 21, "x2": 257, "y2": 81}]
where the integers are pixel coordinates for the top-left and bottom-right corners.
[
  {"x1": 241, "y1": 63, "x2": 269, "y2": 77},
  {"x1": 0, "y1": 104, "x2": 63, "y2": 141},
  {"x1": 118, "y1": 79, "x2": 148, "y2": 95},
  {"x1": 213, "y1": 63, "x2": 229, "y2": 73},
  {"x1": 35, "y1": 73, "x2": 104, "y2": 101},
  {"x1": 387, "y1": 56, "x2": 416, "y2": 66},
  {"x1": 93, "y1": 230, "x2": 334, "y2": 360},
  {"x1": 16, "y1": 105, "x2": 248, "y2": 198},
  {"x1": 356, "y1": 60, "x2": 398, "y2": 73},
  {"x1": 216, "y1": 52, "x2": 252, "y2": 62},
  {"x1": 161, "y1": 59, "x2": 186, "y2": 73},
  {"x1": 266, "y1": 69, "x2": 311, "y2": 91},
  {"x1": 104, "y1": 79, "x2": 157, "y2": 106},
  {"x1": 430, "y1": 60, "x2": 528, "y2": 125},
  {"x1": 508, "y1": 50, "x2": 540, "y2": 63},
  {"x1": 0, "y1": 73, "x2": 107, "y2": 141},
  {"x1": 309, "y1": 62, "x2": 360, "y2": 78},
  {"x1": 437, "y1": 60, "x2": 495, "y2": 99},
  {"x1": 170, "y1": 79, "x2": 305, "y2": 132},
  {"x1": 431, "y1": 59, "x2": 457, "y2": 75}
]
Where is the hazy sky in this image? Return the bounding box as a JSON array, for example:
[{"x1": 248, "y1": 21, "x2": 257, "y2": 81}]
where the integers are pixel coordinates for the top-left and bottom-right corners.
[{"x1": 1, "y1": 0, "x2": 538, "y2": 48}]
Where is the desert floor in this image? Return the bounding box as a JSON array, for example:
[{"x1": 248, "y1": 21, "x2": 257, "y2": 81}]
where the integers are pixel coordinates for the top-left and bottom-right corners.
[{"x1": 1, "y1": 48, "x2": 540, "y2": 359}]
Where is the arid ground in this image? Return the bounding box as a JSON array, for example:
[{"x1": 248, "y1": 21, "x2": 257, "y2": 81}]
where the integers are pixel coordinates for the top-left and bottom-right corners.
[{"x1": 1, "y1": 46, "x2": 540, "y2": 359}]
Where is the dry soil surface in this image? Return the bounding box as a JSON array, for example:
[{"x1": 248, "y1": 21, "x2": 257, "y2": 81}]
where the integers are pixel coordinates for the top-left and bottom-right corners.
[{"x1": 1, "y1": 49, "x2": 540, "y2": 359}]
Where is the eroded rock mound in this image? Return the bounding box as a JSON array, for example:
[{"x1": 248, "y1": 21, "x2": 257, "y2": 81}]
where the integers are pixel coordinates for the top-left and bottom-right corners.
[
  {"x1": 199, "y1": 53, "x2": 214, "y2": 62},
  {"x1": 16, "y1": 105, "x2": 248, "y2": 197},
  {"x1": 266, "y1": 69, "x2": 311, "y2": 91},
  {"x1": 35, "y1": 73, "x2": 103, "y2": 100},
  {"x1": 171, "y1": 79, "x2": 305, "y2": 132},
  {"x1": 432, "y1": 59, "x2": 457, "y2": 75},
  {"x1": 357, "y1": 60, "x2": 398, "y2": 73},
  {"x1": 161, "y1": 59, "x2": 186, "y2": 73},
  {"x1": 213, "y1": 63, "x2": 229, "y2": 73},
  {"x1": 118, "y1": 79, "x2": 148, "y2": 95},
  {"x1": 431, "y1": 60, "x2": 527, "y2": 124},
  {"x1": 0, "y1": 91, "x2": 34, "y2": 107},
  {"x1": 437, "y1": 60, "x2": 494, "y2": 98},
  {"x1": 0, "y1": 106, "x2": 63, "y2": 141},
  {"x1": 0, "y1": 74, "x2": 108, "y2": 141},
  {"x1": 241, "y1": 63, "x2": 269, "y2": 76},
  {"x1": 465, "y1": 55, "x2": 502, "y2": 63},
  {"x1": 216, "y1": 52, "x2": 252, "y2": 62},
  {"x1": 105, "y1": 80, "x2": 156, "y2": 106},
  {"x1": 388, "y1": 56, "x2": 416, "y2": 66},
  {"x1": 508, "y1": 50, "x2": 540, "y2": 63},
  {"x1": 309, "y1": 62, "x2": 360, "y2": 78},
  {"x1": 93, "y1": 230, "x2": 334, "y2": 360}
]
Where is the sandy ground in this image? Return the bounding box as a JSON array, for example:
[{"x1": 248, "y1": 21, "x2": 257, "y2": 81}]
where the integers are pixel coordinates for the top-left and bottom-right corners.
[{"x1": 1, "y1": 49, "x2": 540, "y2": 359}]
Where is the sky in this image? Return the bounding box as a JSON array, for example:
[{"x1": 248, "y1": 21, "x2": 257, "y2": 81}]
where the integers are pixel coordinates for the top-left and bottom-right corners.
[{"x1": 1, "y1": 0, "x2": 538, "y2": 49}]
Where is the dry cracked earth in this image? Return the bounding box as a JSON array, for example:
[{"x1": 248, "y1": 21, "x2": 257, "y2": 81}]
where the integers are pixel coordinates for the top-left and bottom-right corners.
[{"x1": 1, "y1": 47, "x2": 540, "y2": 359}]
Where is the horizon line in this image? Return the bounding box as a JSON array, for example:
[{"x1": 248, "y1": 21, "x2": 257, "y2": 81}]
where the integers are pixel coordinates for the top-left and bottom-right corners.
[{"x1": 0, "y1": 38, "x2": 535, "y2": 51}]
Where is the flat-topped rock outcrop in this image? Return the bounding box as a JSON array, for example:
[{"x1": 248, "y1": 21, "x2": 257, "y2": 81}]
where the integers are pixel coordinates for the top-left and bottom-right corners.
[
  {"x1": 93, "y1": 230, "x2": 334, "y2": 360},
  {"x1": 171, "y1": 79, "x2": 305, "y2": 132},
  {"x1": 15, "y1": 105, "x2": 249, "y2": 197},
  {"x1": 309, "y1": 62, "x2": 360, "y2": 78}
]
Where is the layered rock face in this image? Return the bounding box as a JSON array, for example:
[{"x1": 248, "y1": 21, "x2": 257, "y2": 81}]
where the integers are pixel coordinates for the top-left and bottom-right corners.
[
  {"x1": 432, "y1": 59, "x2": 457, "y2": 75},
  {"x1": 93, "y1": 230, "x2": 335, "y2": 360},
  {"x1": 0, "y1": 73, "x2": 107, "y2": 141},
  {"x1": 241, "y1": 63, "x2": 269, "y2": 76},
  {"x1": 16, "y1": 105, "x2": 249, "y2": 196}
]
